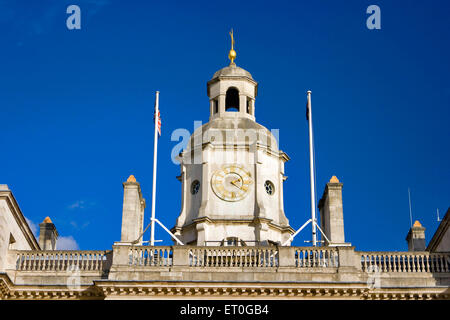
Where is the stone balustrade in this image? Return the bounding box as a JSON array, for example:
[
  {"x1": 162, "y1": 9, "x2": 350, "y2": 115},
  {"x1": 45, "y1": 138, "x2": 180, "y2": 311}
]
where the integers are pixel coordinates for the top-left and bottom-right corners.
[
  {"x1": 359, "y1": 251, "x2": 450, "y2": 273},
  {"x1": 115, "y1": 245, "x2": 340, "y2": 269},
  {"x1": 12, "y1": 250, "x2": 111, "y2": 272},
  {"x1": 9, "y1": 247, "x2": 450, "y2": 275},
  {"x1": 295, "y1": 248, "x2": 339, "y2": 268},
  {"x1": 128, "y1": 246, "x2": 172, "y2": 267},
  {"x1": 189, "y1": 246, "x2": 279, "y2": 267}
]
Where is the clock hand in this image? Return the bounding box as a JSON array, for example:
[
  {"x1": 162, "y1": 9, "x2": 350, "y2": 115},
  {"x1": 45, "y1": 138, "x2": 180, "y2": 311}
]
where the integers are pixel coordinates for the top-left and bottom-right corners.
[{"x1": 230, "y1": 179, "x2": 242, "y2": 189}]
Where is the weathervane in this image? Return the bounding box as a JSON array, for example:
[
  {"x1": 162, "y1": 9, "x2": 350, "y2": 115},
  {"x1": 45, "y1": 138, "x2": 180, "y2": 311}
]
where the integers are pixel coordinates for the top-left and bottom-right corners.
[{"x1": 228, "y1": 28, "x2": 236, "y2": 65}]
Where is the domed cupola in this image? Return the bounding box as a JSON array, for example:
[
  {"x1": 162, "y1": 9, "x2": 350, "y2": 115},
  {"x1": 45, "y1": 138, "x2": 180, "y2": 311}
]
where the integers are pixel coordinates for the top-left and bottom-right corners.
[
  {"x1": 207, "y1": 30, "x2": 258, "y2": 121},
  {"x1": 172, "y1": 30, "x2": 293, "y2": 247}
]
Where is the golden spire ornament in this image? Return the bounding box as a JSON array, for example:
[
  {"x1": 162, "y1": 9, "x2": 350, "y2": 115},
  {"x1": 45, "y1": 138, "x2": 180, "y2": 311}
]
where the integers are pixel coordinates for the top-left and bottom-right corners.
[{"x1": 228, "y1": 28, "x2": 236, "y2": 65}]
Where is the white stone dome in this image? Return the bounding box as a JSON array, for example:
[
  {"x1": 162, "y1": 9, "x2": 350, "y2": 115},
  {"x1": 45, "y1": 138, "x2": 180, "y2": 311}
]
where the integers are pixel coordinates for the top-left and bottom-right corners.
[{"x1": 212, "y1": 64, "x2": 253, "y2": 80}]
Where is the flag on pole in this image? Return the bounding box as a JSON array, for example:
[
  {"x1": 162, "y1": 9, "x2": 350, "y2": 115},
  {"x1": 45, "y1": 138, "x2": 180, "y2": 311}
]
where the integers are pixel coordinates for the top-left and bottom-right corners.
[
  {"x1": 154, "y1": 110, "x2": 161, "y2": 136},
  {"x1": 306, "y1": 101, "x2": 309, "y2": 121}
]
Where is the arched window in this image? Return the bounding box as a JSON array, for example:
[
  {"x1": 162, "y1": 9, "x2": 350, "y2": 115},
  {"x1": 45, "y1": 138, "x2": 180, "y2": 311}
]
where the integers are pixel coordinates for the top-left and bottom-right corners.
[
  {"x1": 225, "y1": 87, "x2": 240, "y2": 112},
  {"x1": 214, "y1": 99, "x2": 218, "y2": 113}
]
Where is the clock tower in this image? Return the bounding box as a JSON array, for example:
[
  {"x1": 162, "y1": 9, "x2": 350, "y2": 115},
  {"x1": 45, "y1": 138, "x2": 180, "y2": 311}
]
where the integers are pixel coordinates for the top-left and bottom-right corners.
[{"x1": 173, "y1": 32, "x2": 294, "y2": 246}]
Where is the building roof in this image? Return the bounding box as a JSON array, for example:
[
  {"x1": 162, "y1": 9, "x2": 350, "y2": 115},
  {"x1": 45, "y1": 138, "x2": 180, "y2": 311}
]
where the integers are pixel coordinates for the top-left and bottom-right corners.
[
  {"x1": 0, "y1": 188, "x2": 40, "y2": 250},
  {"x1": 212, "y1": 64, "x2": 253, "y2": 80},
  {"x1": 427, "y1": 207, "x2": 449, "y2": 252}
]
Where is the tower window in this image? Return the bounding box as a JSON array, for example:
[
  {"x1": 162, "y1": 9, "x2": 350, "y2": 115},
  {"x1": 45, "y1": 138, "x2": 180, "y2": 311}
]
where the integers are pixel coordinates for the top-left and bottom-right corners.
[
  {"x1": 264, "y1": 180, "x2": 275, "y2": 195},
  {"x1": 191, "y1": 180, "x2": 200, "y2": 194},
  {"x1": 214, "y1": 99, "x2": 218, "y2": 113},
  {"x1": 225, "y1": 87, "x2": 239, "y2": 112},
  {"x1": 246, "y1": 99, "x2": 250, "y2": 114}
]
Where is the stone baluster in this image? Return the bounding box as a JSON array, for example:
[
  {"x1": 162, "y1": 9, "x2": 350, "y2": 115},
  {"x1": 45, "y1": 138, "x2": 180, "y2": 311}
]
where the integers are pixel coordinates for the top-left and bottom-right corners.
[
  {"x1": 304, "y1": 250, "x2": 308, "y2": 267},
  {"x1": 313, "y1": 250, "x2": 316, "y2": 267},
  {"x1": 91, "y1": 252, "x2": 96, "y2": 270},
  {"x1": 85, "y1": 253, "x2": 90, "y2": 270},
  {"x1": 197, "y1": 248, "x2": 202, "y2": 266},
  {"x1": 98, "y1": 252, "x2": 102, "y2": 270},
  {"x1": 45, "y1": 253, "x2": 50, "y2": 270},
  {"x1": 17, "y1": 253, "x2": 22, "y2": 271},
  {"x1": 407, "y1": 254, "x2": 411, "y2": 272},
  {"x1": 83, "y1": 253, "x2": 87, "y2": 271},
  {"x1": 385, "y1": 254, "x2": 389, "y2": 271},
  {"x1": 387, "y1": 254, "x2": 392, "y2": 272},
  {"x1": 50, "y1": 253, "x2": 55, "y2": 271},
  {"x1": 445, "y1": 255, "x2": 449, "y2": 272},
  {"x1": 96, "y1": 253, "x2": 101, "y2": 270},
  {"x1": 189, "y1": 248, "x2": 194, "y2": 267},
  {"x1": 436, "y1": 255, "x2": 441, "y2": 272},
  {"x1": 79, "y1": 253, "x2": 84, "y2": 271},
  {"x1": 420, "y1": 255, "x2": 425, "y2": 272},
  {"x1": 430, "y1": 254, "x2": 435, "y2": 272},
  {"x1": 35, "y1": 253, "x2": 40, "y2": 271},
  {"x1": 396, "y1": 254, "x2": 400, "y2": 272},
  {"x1": 16, "y1": 253, "x2": 22, "y2": 271},
  {"x1": 56, "y1": 253, "x2": 61, "y2": 271},
  {"x1": 30, "y1": 253, "x2": 35, "y2": 271},
  {"x1": 39, "y1": 253, "x2": 43, "y2": 271},
  {"x1": 425, "y1": 254, "x2": 430, "y2": 272}
]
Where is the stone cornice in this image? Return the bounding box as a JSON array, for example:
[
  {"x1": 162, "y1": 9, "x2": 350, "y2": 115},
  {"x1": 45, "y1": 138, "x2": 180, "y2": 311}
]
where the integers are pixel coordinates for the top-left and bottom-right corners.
[
  {"x1": 180, "y1": 216, "x2": 294, "y2": 235},
  {"x1": 0, "y1": 273, "x2": 12, "y2": 298},
  {"x1": 2, "y1": 279, "x2": 449, "y2": 300},
  {"x1": 0, "y1": 273, "x2": 104, "y2": 300},
  {"x1": 93, "y1": 280, "x2": 449, "y2": 300},
  {"x1": 207, "y1": 75, "x2": 258, "y2": 88},
  {"x1": 2, "y1": 266, "x2": 450, "y2": 300},
  {"x1": 183, "y1": 141, "x2": 289, "y2": 162}
]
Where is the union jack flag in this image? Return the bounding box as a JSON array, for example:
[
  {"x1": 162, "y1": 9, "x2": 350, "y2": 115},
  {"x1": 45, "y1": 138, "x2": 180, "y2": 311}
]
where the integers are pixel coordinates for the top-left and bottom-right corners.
[{"x1": 154, "y1": 109, "x2": 161, "y2": 136}]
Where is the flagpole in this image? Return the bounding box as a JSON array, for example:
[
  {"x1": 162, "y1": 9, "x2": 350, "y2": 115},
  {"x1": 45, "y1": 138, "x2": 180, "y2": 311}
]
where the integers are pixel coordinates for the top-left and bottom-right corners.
[
  {"x1": 408, "y1": 188, "x2": 413, "y2": 228},
  {"x1": 307, "y1": 90, "x2": 317, "y2": 247},
  {"x1": 150, "y1": 91, "x2": 159, "y2": 246}
]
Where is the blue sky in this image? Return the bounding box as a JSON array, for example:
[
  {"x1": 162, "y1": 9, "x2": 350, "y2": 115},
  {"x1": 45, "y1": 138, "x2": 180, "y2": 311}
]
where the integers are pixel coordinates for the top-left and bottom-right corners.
[{"x1": 0, "y1": 0, "x2": 448, "y2": 251}]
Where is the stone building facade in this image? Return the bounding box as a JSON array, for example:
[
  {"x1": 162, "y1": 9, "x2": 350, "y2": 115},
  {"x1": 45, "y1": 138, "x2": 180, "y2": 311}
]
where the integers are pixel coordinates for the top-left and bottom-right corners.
[{"x1": 0, "y1": 56, "x2": 449, "y2": 300}]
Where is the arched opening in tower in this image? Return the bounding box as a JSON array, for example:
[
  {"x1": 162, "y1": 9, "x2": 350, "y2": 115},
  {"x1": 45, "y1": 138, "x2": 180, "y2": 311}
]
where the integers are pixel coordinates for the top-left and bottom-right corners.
[{"x1": 225, "y1": 87, "x2": 240, "y2": 112}]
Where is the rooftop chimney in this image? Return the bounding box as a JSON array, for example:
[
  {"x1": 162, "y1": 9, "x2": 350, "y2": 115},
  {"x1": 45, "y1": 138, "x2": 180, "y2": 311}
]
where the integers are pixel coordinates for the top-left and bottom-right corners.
[
  {"x1": 38, "y1": 217, "x2": 58, "y2": 250},
  {"x1": 406, "y1": 220, "x2": 426, "y2": 251},
  {"x1": 119, "y1": 175, "x2": 145, "y2": 244}
]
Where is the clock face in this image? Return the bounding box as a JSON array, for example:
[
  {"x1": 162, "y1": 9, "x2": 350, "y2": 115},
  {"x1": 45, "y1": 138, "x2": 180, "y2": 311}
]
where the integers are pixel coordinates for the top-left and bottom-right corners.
[{"x1": 211, "y1": 165, "x2": 252, "y2": 202}]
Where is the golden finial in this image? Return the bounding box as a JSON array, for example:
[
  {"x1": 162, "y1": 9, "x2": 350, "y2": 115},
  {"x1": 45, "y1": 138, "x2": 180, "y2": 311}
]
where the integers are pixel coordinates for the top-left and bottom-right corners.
[
  {"x1": 127, "y1": 175, "x2": 136, "y2": 183},
  {"x1": 228, "y1": 29, "x2": 236, "y2": 65}
]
